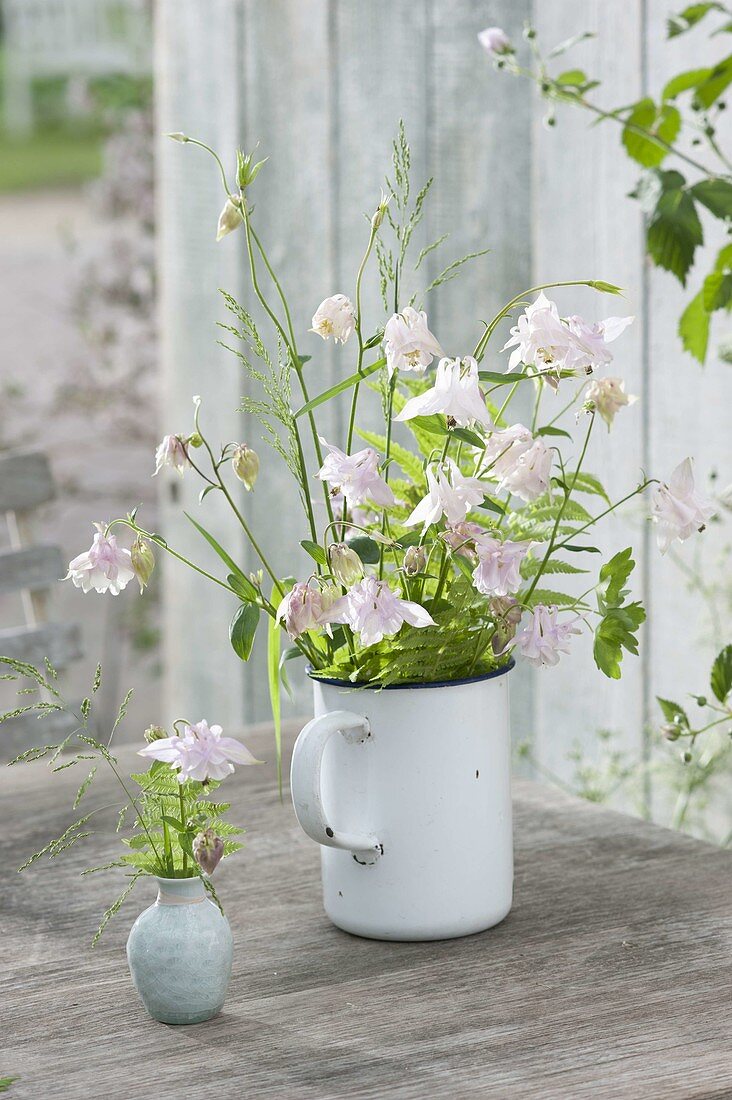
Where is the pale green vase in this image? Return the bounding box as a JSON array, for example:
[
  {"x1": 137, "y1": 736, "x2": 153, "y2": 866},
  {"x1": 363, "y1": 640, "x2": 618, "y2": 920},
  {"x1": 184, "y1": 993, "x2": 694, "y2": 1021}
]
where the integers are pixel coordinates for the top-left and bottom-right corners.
[{"x1": 126, "y1": 876, "x2": 233, "y2": 1025}]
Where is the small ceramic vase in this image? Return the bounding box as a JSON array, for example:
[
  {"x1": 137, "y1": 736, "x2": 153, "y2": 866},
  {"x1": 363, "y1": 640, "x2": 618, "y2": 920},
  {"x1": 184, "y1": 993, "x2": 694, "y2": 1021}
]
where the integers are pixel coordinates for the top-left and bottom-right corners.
[{"x1": 126, "y1": 875, "x2": 233, "y2": 1024}]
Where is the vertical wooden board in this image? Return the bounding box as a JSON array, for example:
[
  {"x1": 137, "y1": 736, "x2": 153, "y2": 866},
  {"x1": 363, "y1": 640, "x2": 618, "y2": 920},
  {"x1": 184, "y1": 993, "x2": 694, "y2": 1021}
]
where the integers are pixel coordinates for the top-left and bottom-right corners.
[
  {"x1": 531, "y1": 1, "x2": 647, "y2": 792},
  {"x1": 645, "y1": 0, "x2": 732, "y2": 820},
  {"x1": 155, "y1": 0, "x2": 246, "y2": 730},
  {"x1": 239, "y1": 0, "x2": 335, "y2": 720}
]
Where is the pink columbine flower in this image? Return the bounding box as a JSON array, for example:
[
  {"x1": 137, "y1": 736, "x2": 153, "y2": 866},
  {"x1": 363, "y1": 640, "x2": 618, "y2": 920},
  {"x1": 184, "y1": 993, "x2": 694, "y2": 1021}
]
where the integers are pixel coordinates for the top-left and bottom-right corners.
[
  {"x1": 405, "y1": 460, "x2": 486, "y2": 531},
  {"x1": 193, "y1": 829, "x2": 225, "y2": 875},
  {"x1": 310, "y1": 294, "x2": 356, "y2": 344},
  {"x1": 651, "y1": 458, "x2": 716, "y2": 554},
  {"x1": 510, "y1": 605, "x2": 581, "y2": 668},
  {"x1": 585, "y1": 376, "x2": 638, "y2": 429},
  {"x1": 489, "y1": 596, "x2": 523, "y2": 655},
  {"x1": 65, "y1": 523, "x2": 135, "y2": 595},
  {"x1": 138, "y1": 719, "x2": 261, "y2": 783},
  {"x1": 481, "y1": 425, "x2": 552, "y2": 502},
  {"x1": 477, "y1": 26, "x2": 513, "y2": 55},
  {"x1": 471, "y1": 537, "x2": 532, "y2": 598},
  {"x1": 153, "y1": 434, "x2": 190, "y2": 476},
  {"x1": 327, "y1": 576, "x2": 435, "y2": 648},
  {"x1": 441, "y1": 520, "x2": 491, "y2": 561},
  {"x1": 395, "y1": 356, "x2": 494, "y2": 429},
  {"x1": 316, "y1": 439, "x2": 395, "y2": 509},
  {"x1": 384, "y1": 307, "x2": 442, "y2": 377},
  {"x1": 276, "y1": 582, "x2": 336, "y2": 640}
]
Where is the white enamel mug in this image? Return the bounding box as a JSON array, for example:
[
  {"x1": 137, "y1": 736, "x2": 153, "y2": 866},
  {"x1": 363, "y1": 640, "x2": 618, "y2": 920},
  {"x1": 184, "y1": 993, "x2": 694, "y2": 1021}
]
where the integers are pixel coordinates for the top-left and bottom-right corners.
[{"x1": 290, "y1": 665, "x2": 514, "y2": 941}]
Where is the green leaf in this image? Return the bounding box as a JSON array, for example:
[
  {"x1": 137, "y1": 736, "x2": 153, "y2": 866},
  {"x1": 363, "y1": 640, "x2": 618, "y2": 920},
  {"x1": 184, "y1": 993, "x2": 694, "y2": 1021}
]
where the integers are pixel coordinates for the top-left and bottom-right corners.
[
  {"x1": 402, "y1": 416, "x2": 485, "y2": 450},
  {"x1": 663, "y1": 67, "x2": 712, "y2": 98},
  {"x1": 563, "y1": 543, "x2": 601, "y2": 553},
  {"x1": 523, "y1": 588, "x2": 579, "y2": 609},
  {"x1": 694, "y1": 55, "x2": 732, "y2": 107},
  {"x1": 658, "y1": 696, "x2": 691, "y2": 728},
  {"x1": 294, "y1": 357, "x2": 385, "y2": 419},
  {"x1": 185, "y1": 512, "x2": 246, "y2": 583},
  {"x1": 587, "y1": 281, "x2": 625, "y2": 294},
  {"x1": 478, "y1": 496, "x2": 508, "y2": 516},
  {"x1": 678, "y1": 288, "x2": 710, "y2": 363},
  {"x1": 597, "y1": 546, "x2": 635, "y2": 609},
  {"x1": 593, "y1": 603, "x2": 646, "y2": 679},
  {"x1": 227, "y1": 572, "x2": 259, "y2": 602},
  {"x1": 556, "y1": 68, "x2": 590, "y2": 87},
  {"x1": 300, "y1": 540, "x2": 327, "y2": 566},
  {"x1": 667, "y1": 3, "x2": 725, "y2": 38},
  {"x1": 622, "y1": 99, "x2": 681, "y2": 168},
  {"x1": 268, "y1": 599, "x2": 283, "y2": 796},
  {"x1": 478, "y1": 370, "x2": 532, "y2": 384},
  {"x1": 646, "y1": 177, "x2": 703, "y2": 285},
  {"x1": 536, "y1": 424, "x2": 572, "y2": 440},
  {"x1": 229, "y1": 603, "x2": 260, "y2": 661},
  {"x1": 710, "y1": 643, "x2": 732, "y2": 702},
  {"x1": 565, "y1": 471, "x2": 611, "y2": 505},
  {"x1": 702, "y1": 270, "x2": 732, "y2": 311},
  {"x1": 691, "y1": 178, "x2": 732, "y2": 219},
  {"x1": 347, "y1": 535, "x2": 381, "y2": 564}
]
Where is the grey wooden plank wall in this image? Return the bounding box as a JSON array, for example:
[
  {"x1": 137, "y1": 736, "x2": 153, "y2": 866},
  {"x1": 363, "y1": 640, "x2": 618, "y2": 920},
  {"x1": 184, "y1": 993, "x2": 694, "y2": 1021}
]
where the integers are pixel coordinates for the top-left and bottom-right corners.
[{"x1": 155, "y1": 1, "x2": 732, "y2": 802}]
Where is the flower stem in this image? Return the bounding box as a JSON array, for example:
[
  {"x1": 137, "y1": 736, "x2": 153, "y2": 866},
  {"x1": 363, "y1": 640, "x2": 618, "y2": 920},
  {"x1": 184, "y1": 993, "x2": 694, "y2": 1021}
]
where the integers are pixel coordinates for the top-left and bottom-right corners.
[{"x1": 179, "y1": 785, "x2": 189, "y2": 875}]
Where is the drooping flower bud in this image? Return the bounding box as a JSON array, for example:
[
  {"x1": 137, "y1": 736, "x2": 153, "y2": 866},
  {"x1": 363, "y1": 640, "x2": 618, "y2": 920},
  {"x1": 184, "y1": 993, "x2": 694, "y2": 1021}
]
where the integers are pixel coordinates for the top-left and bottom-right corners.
[
  {"x1": 477, "y1": 26, "x2": 513, "y2": 55},
  {"x1": 193, "y1": 828, "x2": 225, "y2": 875},
  {"x1": 131, "y1": 536, "x2": 155, "y2": 594},
  {"x1": 167, "y1": 132, "x2": 189, "y2": 143},
  {"x1": 403, "y1": 545, "x2": 426, "y2": 576},
  {"x1": 661, "y1": 723, "x2": 681, "y2": 742},
  {"x1": 144, "y1": 724, "x2": 168, "y2": 743},
  {"x1": 216, "y1": 195, "x2": 243, "y2": 242},
  {"x1": 489, "y1": 595, "x2": 523, "y2": 655},
  {"x1": 329, "y1": 543, "x2": 364, "y2": 587},
  {"x1": 232, "y1": 444, "x2": 259, "y2": 490},
  {"x1": 371, "y1": 188, "x2": 392, "y2": 230}
]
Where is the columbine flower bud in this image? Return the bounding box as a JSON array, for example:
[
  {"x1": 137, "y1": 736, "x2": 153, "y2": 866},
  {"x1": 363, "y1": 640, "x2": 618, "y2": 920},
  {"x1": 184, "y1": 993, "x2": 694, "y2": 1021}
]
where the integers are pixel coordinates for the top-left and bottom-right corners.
[
  {"x1": 144, "y1": 724, "x2": 167, "y2": 743},
  {"x1": 371, "y1": 189, "x2": 392, "y2": 230},
  {"x1": 216, "y1": 195, "x2": 243, "y2": 242},
  {"x1": 131, "y1": 536, "x2": 155, "y2": 594},
  {"x1": 193, "y1": 828, "x2": 224, "y2": 875},
  {"x1": 329, "y1": 543, "x2": 364, "y2": 587},
  {"x1": 403, "y1": 545, "x2": 426, "y2": 575},
  {"x1": 489, "y1": 596, "x2": 522, "y2": 655},
  {"x1": 167, "y1": 132, "x2": 189, "y2": 143},
  {"x1": 236, "y1": 147, "x2": 268, "y2": 189},
  {"x1": 662, "y1": 724, "x2": 681, "y2": 742},
  {"x1": 232, "y1": 444, "x2": 259, "y2": 490},
  {"x1": 477, "y1": 26, "x2": 513, "y2": 55},
  {"x1": 187, "y1": 432, "x2": 203, "y2": 449}
]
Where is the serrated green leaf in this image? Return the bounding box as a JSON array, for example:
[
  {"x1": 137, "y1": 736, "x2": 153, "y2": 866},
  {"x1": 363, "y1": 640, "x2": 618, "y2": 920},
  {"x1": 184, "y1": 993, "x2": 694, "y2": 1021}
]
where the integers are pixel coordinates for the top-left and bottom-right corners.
[
  {"x1": 646, "y1": 177, "x2": 703, "y2": 285},
  {"x1": 710, "y1": 643, "x2": 732, "y2": 702},
  {"x1": 702, "y1": 270, "x2": 732, "y2": 311},
  {"x1": 658, "y1": 696, "x2": 691, "y2": 727},
  {"x1": 667, "y1": 3, "x2": 725, "y2": 38},
  {"x1": 678, "y1": 288, "x2": 710, "y2": 363},
  {"x1": 691, "y1": 178, "x2": 732, "y2": 220},
  {"x1": 663, "y1": 66, "x2": 712, "y2": 98},
  {"x1": 622, "y1": 99, "x2": 681, "y2": 168},
  {"x1": 694, "y1": 55, "x2": 732, "y2": 107}
]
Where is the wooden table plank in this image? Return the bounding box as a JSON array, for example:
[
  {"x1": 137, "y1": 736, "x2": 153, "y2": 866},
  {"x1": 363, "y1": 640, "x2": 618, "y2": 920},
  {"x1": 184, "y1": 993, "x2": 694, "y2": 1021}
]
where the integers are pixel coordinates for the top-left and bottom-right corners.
[{"x1": 2, "y1": 723, "x2": 731, "y2": 1099}]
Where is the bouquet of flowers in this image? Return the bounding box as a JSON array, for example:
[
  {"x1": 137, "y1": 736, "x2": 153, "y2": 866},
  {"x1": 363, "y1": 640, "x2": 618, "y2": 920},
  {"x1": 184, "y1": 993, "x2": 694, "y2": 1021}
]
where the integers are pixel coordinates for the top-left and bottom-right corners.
[
  {"x1": 63, "y1": 125, "x2": 715, "y2": 767},
  {"x1": 2, "y1": 658, "x2": 257, "y2": 939}
]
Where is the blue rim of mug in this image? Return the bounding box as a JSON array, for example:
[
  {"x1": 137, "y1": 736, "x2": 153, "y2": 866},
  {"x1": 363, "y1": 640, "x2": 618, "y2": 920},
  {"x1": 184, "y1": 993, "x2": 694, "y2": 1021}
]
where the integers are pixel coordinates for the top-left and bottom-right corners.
[{"x1": 307, "y1": 657, "x2": 515, "y2": 691}]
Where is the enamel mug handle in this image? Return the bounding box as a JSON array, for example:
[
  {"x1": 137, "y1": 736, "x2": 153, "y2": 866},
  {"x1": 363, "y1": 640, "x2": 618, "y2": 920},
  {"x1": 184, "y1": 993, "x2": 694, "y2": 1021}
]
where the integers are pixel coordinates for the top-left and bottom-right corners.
[{"x1": 290, "y1": 709, "x2": 382, "y2": 863}]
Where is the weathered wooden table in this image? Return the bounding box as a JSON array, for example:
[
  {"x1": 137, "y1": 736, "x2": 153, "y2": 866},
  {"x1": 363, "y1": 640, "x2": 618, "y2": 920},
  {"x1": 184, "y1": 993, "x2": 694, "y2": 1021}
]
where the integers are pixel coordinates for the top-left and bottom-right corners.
[{"x1": 2, "y1": 722, "x2": 731, "y2": 1099}]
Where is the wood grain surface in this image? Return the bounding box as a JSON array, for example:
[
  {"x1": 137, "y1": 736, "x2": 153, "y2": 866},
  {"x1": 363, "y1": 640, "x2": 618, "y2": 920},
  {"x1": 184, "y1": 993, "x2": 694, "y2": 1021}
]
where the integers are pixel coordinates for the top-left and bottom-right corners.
[{"x1": 2, "y1": 722, "x2": 730, "y2": 1099}]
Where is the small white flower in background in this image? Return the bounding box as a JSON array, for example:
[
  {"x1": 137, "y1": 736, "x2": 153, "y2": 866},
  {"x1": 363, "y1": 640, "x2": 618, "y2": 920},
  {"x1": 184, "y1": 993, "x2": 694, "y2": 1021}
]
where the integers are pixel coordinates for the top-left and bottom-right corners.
[
  {"x1": 471, "y1": 537, "x2": 532, "y2": 598},
  {"x1": 510, "y1": 605, "x2": 581, "y2": 667},
  {"x1": 395, "y1": 356, "x2": 494, "y2": 429},
  {"x1": 384, "y1": 306, "x2": 442, "y2": 377},
  {"x1": 232, "y1": 444, "x2": 259, "y2": 489},
  {"x1": 328, "y1": 543, "x2": 364, "y2": 587},
  {"x1": 138, "y1": 719, "x2": 261, "y2": 783},
  {"x1": 481, "y1": 424, "x2": 552, "y2": 502},
  {"x1": 564, "y1": 314, "x2": 634, "y2": 375},
  {"x1": 130, "y1": 536, "x2": 155, "y2": 594},
  {"x1": 66, "y1": 523, "x2": 135, "y2": 595},
  {"x1": 153, "y1": 434, "x2": 190, "y2": 476},
  {"x1": 310, "y1": 294, "x2": 356, "y2": 344},
  {"x1": 651, "y1": 458, "x2": 716, "y2": 554},
  {"x1": 405, "y1": 460, "x2": 486, "y2": 531},
  {"x1": 477, "y1": 26, "x2": 513, "y2": 55},
  {"x1": 585, "y1": 376, "x2": 638, "y2": 429},
  {"x1": 277, "y1": 582, "x2": 335, "y2": 639},
  {"x1": 216, "y1": 195, "x2": 243, "y2": 242},
  {"x1": 328, "y1": 576, "x2": 435, "y2": 648},
  {"x1": 317, "y1": 439, "x2": 395, "y2": 508}
]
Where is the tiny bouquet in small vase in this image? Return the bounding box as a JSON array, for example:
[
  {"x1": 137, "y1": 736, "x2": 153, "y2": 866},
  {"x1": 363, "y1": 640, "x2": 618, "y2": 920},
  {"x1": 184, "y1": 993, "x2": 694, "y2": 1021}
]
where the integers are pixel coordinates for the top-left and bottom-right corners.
[
  {"x1": 2, "y1": 658, "x2": 259, "y2": 1021},
  {"x1": 57, "y1": 124, "x2": 718, "y2": 940}
]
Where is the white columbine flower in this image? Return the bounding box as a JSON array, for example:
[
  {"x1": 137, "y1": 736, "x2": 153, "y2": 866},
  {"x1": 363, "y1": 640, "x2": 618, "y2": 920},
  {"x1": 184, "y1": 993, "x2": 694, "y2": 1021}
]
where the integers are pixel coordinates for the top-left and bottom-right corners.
[
  {"x1": 154, "y1": 434, "x2": 190, "y2": 476},
  {"x1": 405, "y1": 459, "x2": 486, "y2": 531},
  {"x1": 510, "y1": 605, "x2": 581, "y2": 668},
  {"x1": 395, "y1": 356, "x2": 494, "y2": 429},
  {"x1": 651, "y1": 458, "x2": 716, "y2": 554},
  {"x1": 477, "y1": 26, "x2": 513, "y2": 55},
  {"x1": 384, "y1": 307, "x2": 442, "y2": 377},
  {"x1": 310, "y1": 294, "x2": 356, "y2": 344},
  {"x1": 138, "y1": 719, "x2": 260, "y2": 783},
  {"x1": 317, "y1": 439, "x2": 395, "y2": 508},
  {"x1": 564, "y1": 314, "x2": 634, "y2": 375},
  {"x1": 502, "y1": 293, "x2": 575, "y2": 376},
  {"x1": 471, "y1": 537, "x2": 532, "y2": 598},
  {"x1": 216, "y1": 195, "x2": 243, "y2": 242},
  {"x1": 66, "y1": 523, "x2": 135, "y2": 595},
  {"x1": 481, "y1": 424, "x2": 552, "y2": 502},
  {"x1": 328, "y1": 576, "x2": 435, "y2": 648},
  {"x1": 585, "y1": 376, "x2": 638, "y2": 429}
]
